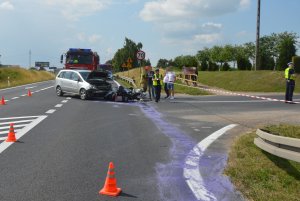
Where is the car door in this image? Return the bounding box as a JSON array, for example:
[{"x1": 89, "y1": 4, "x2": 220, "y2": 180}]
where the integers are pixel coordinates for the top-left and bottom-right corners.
[{"x1": 70, "y1": 72, "x2": 82, "y2": 94}]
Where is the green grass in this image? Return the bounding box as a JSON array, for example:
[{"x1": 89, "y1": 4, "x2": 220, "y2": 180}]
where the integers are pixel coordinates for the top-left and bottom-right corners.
[
  {"x1": 0, "y1": 67, "x2": 55, "y2": 89},
  {"x1": 174, "y1": 81, "x2": 211, "y2": 95},
  {"x1": 198, "y1": 71, "x2": 299, "y2": 92},
  {"x1": 225, "y1": 124, "x2": 300, "y2": 201}
]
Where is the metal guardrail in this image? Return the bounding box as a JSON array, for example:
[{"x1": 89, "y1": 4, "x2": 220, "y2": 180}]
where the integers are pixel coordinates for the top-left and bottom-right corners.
[
  {"x1": 117, "y1": 75, "x2": 137, "y2": 88},
  {"x1": 254, "y1": 129, "x2": 300, "y2": 163}
]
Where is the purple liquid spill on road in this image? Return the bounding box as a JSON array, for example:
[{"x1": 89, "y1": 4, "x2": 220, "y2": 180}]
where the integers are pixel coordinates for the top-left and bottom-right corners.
[{"x1": 138, "y1": 103, "x2": 244, "y2": 201}]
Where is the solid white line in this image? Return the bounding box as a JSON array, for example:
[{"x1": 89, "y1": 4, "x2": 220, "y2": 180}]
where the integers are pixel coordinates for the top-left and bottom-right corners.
[
  {"x1": 0, "y1": 124, "x2": 28, "y2": 130},
  {"x1": 183, "y1": 124, "x2": 237, "y2": 201},
  {"x1": 0, "y1": 116, "x2": 47, "y2": 154},
  {"x1": 55, "y1": 104, "x2": 63, "y2": 108},
  {"x1": 171, "y1": 100, "x2": 268, "y2": 103},
  {"x1": 0, "y1": 116, "x2": 40, "y2": 120},
  {"x1": 0, "y1": 129, "x2": 21, "y2": 135},
  {"x1": 46, "y1": 109, "x2": 56, "y2": 114},
  {"x1": 0, "y1": 119, "x2": 32, "y2": 126}
]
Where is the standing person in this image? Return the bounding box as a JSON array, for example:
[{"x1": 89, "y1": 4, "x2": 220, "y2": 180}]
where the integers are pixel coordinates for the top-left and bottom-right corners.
[
  {"x1": 140, "y1": 70, "x2": 148, "y2": 92},
  {"x1": 163, "y1": 71, "x2": 170, "y2": 99},
  {"x1": 167, "y1": 67, "x2": 176, "y2": 100},
  {"x1": 152, "y1": 68, "x2": 163, "y2": 103},
  {"x1": 285, "y1": 62, "x2": 296, "y2": 103},
  {"x1": 147, "y1": 69, "x2": 155, "y2": 100}
]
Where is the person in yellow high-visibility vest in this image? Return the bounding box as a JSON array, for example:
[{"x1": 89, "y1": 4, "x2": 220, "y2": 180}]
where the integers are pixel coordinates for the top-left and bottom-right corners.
[
  {"x1": 285, "y1": 62, "x2": 296, "y2": 103},
  {"x1": 152, "y1": 68, "x2": 163, "y2": 103}
]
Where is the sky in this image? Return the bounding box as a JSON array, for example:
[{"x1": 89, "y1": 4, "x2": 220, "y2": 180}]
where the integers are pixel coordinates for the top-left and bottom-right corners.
[{"x1": 0, "y1": 0, "x2": 299, "y2": 68}]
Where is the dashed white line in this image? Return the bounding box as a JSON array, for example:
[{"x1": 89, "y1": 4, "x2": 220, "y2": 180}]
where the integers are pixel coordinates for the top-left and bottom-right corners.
[
  {"x1": 46, "y1": 109, "x2": 56, "y2": 114},
  {"x1": 11, "y1": 97, "x2": 19, "y2": 100},
  {"x1": 61, "y1": 100, "x2": 68, "y2": 103},
  {"x1": 55, "y1": 104, "x2": 63, "y2": 108}
]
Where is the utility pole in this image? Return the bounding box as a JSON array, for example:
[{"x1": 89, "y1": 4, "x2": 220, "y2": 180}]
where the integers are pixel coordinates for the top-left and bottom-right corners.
[
  {"x1": 29, "y1": 49, "x2": 32, "y2": 68},
  {"x1": 255, "y1": 0, "x2": 261, "y2": 71}
]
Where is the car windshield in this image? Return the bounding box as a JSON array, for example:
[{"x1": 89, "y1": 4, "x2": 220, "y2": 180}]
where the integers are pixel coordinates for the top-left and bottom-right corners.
[
  {"x1": 79, "y1": 72, "x2": 91, "y2": 81},
  {"x1": 79, "y1": 71, "x2": 107, "y2": 81}
]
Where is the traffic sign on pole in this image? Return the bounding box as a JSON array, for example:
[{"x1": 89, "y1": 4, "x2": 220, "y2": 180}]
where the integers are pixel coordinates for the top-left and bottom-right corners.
[{"x1": 136, "y1": 50, "x2": 145, "y2": 60}]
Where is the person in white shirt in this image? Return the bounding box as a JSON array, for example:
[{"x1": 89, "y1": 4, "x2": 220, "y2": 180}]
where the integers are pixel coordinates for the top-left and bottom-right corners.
[
  {"x1": 166, "y1": 67, "x2": 176, "y2": 99},
  {"x1": 163, "y1": 71, "x2": 170, "y2": 99}
]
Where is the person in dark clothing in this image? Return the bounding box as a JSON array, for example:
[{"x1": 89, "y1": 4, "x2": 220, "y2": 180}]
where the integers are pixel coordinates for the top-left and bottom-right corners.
[
  {"x1": 285, "y1": 62, "x2": 296, "y2": 103},
  {"x1": 152, "y1": 68, "x2": 163, "y2": 103},
  {"x1": 147, "y1": 70, "x2": 155, "y2": 100}
]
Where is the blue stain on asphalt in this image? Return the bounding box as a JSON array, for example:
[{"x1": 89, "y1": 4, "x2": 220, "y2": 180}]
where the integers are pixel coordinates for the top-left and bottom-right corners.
[{"x1": 138, "y1": 103, "x2": 244, "y2": 201}]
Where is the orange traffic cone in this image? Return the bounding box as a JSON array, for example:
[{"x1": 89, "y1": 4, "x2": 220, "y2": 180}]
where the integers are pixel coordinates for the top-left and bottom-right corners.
[
  {"x1": 6, "y1": 123, "x2": 17, "y2": 142},
  {"x1": 1, "y1": 96, "x2": 5, "y2": 105},
  {"x1": 99, "y1": 162, "x2": 122, "y2": 196},
  {"x1": 27, "y1": 89, "x2": 32, "y2": 97}
]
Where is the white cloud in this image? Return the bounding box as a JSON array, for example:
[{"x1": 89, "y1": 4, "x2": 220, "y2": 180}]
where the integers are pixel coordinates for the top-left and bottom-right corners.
[
  {"x1": 140, "y1": 0, "x2": 250, "y2": 22},
  {"x1": 0, "y1": 1, "x2": 14, "y2": 10},
  {"x1": 76, "y1": 33, "x2": 102, "y2": 43},
  {"x1": 239, "y1": 0, "x2": 251, "y2": 10},
  {"x1": 45, "y1": 0, "x2": 111, "y2": 20}
]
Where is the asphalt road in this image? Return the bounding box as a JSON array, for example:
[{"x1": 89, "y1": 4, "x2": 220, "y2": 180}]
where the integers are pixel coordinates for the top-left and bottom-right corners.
[{"x1": 0, "y1": 81, "x2": 299, "y2": 201}]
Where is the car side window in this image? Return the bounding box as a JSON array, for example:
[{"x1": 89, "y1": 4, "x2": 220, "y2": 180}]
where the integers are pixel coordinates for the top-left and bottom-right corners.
[
  {"x1": 58, "y1": 72, "x2": 65, "y2": 78},
  {"x1": 72, "y1": 73, "x2": 80, "y2": 81},
  {"x1": 64, "y1": 72, "x2": 73, "y2": 80}
]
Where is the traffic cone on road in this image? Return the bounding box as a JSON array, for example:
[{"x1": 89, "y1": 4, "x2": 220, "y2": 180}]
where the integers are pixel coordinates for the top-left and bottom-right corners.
[
  {"x1": 6, "y1": 123, "x2": 17, "y2": 142},
  {"x1": 99, "y1": 162, "x2": 122, "y2": 196},
  {"x1": 1, "y1": 96, "x2": 6, "y2": 105},
  {"x1": 27, "y1": 89, "x2": 32, "y2": 97}
]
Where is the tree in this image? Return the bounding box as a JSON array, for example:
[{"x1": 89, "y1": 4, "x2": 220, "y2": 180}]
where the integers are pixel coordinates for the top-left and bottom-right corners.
[
  {"x1": 276, "y1": 32, "x2": 298, "y2": 70},
  {"x1": 112, "y1": 37, "x2": 144, "y2": 72},
  {"x1": 156, "y1": 59, "x2": 169, "y2": 68}
]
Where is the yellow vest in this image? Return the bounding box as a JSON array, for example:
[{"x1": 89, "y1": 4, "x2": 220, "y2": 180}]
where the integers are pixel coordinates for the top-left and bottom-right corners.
[
  {"x1": 153, "y1": 74, "x2": 162, "y2": 86},
  {"x1": 285, "y1": 67, "x2": 295, "y2": 80}
]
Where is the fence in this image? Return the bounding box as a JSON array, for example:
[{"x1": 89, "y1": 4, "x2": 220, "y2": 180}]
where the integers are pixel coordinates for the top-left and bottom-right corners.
[{"x1": 254, "y1": 129, "x2": 300, "y2": 163}]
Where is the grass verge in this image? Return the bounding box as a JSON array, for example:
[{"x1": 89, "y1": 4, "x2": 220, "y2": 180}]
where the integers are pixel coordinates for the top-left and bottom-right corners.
[
  {"x1": 225, "y1": 124, "x2": 300, "y2": 201},
  {"x1": 0, "y1": 67, "x2": 55, "y2": 89},
  {"x1": 198, "y1": 70, "x2": 300, "y2": 93}
]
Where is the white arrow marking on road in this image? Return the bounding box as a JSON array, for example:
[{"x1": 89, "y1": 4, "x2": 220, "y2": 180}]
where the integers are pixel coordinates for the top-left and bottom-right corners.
[{"x1": 183, "y1": 124, "x2": 237, "y2": 201}]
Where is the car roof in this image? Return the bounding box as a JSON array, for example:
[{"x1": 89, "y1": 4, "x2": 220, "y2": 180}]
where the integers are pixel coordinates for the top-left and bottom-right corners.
[{"x1": 60, "y1": 69, "x2": 91, "y2": 73}]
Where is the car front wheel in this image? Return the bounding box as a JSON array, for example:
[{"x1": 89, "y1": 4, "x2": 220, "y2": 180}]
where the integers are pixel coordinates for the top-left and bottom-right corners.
[
  {"x1": 80, "y1": 89, "x2": 88, "y2": 100},
  {"x1": 56, "y1": 86, "x2": 63, "y2": 96}
]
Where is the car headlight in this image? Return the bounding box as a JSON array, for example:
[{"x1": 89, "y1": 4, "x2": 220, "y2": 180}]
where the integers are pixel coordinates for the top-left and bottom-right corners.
[{"x1": 90, "y1": 85, "x2": 97, "y2": 90}]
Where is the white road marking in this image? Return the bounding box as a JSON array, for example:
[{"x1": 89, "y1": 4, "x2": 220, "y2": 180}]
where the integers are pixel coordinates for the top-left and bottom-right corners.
[
  {"x1": 0, "y1": 129, "x2": 22, "y2": 135},
  {"x1": 61, "y1": 100, "x2": 68, "y2": 103},
  {"x1": 0, "y1": 119, "x2": 32, "y2": 125},
  {"x1": 0, "y1": 137, "x2": 6, "y2": 141},
  {"x1": 194, "y1": 129, "x2": 200, "y2": 132},
  {"x1": 0, "y1": 116, "x2": 47, "y2": 154},
  {"x1": 25, "y1": 86, "x2": 36, "y2": 89},
  {"x1": 11, "y1": 97, "x2": 19, "y2": 100},
  {"x1": 183, "y1": 124, "x2": 237, "y2": 201},
  {"x1": 66, "y1": 97, "x2": 72, "y2": 100},
  {"x1": 46, "y1": 109, "x2": 56, "y2": 114},
  {"x1": 55, "y1": 104, "x2": 63, "y2": 108},
  {"x1": 21, "y1": 94, "x2": 27, "y2": 97}
]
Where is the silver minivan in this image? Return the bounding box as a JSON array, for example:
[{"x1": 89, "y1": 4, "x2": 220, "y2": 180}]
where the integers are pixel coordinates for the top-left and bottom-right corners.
[{"x1": 55, "y1": 69, "x2": 112, "y2": 100}]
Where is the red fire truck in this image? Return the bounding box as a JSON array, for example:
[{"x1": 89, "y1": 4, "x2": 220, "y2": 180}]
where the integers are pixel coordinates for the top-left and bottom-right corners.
[{"x1": 60, "y1": 48, "x2": 100, "y2": 70}]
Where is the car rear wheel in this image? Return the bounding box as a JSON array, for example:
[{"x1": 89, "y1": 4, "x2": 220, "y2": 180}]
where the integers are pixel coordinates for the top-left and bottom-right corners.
[
  {"x1": 80, "y1": 89, "x2": 88, "y2": 100},
  {"x1": 56, "y1": 86, "x2": 63, "y2": 96}
]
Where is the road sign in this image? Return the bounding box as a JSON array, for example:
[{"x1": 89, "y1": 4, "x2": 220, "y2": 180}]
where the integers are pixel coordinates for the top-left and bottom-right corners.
[{"x1": 136, "y1": 50, "x2": 145, "y2": 60}]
